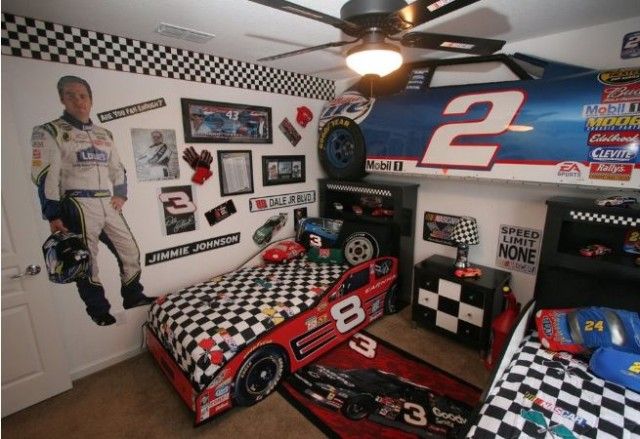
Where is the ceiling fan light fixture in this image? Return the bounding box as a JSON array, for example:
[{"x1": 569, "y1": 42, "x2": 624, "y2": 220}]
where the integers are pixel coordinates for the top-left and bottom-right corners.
[{"x1": 346, "y1": 42, "x2": 403, "y2": 77}]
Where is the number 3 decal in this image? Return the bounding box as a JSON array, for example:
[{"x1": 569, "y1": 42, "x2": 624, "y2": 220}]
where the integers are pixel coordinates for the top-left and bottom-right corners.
[
  {"x1": 159, "y1": 191, "x2": 196, "y2": 215},
  {"x1": 420, "y1": 90, "x2": 526, "y2": 169}
]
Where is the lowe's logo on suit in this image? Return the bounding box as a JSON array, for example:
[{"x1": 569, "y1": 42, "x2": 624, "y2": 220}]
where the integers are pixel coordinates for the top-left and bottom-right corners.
[{"x1": 76, "y1": 147, "x2": 108, "y2": 163}]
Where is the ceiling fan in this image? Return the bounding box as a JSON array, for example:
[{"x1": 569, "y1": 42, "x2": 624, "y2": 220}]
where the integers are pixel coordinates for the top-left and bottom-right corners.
[{"x1": 246, "y1": 0, "x2": 506, "y2": 77}]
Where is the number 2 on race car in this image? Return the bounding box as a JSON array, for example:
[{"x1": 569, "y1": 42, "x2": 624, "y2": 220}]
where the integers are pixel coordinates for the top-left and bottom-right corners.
[{"x1": 420, "y1": 90, "x2": 526, "y2": 169}]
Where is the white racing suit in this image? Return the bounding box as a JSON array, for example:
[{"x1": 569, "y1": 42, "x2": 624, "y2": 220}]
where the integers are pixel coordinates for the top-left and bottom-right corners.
[
  {"x1": 137, "y1": 142, "x2": 177, "y2": 180},
  {"x1": 31, "y1": 112, "x2": 146, "y2": 318}
]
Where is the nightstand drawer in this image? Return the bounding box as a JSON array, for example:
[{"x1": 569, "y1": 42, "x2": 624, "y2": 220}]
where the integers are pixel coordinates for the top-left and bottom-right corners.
[
  {"x1": 461, "y1": 288, "x2": 484, "y2": 308},
  {"x1": 457, "y1": 320, "x2": 482, "y2": 344},
  {"x1": 415, "y1": 272, "x2": 438, "y2": 291},
  {"x1": 413, "y1": 305, "x2": 436, "y2": 327},
  {"x1": 458, "y1": 302, "x2": 484, "y2": 327}
]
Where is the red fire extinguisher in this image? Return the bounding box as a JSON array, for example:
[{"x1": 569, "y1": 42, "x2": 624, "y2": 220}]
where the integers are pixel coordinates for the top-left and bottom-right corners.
[{"x1": 485, "y1": 285, "x2": 520, "y2": 370}]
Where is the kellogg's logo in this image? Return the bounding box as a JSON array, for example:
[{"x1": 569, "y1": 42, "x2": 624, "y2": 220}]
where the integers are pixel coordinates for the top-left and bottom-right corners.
[
  {"x1": 588, "y1": 130, "x2": 639, "y2": 146},
  {"x1": 556, "y1": 161, "x2": 582, "y2": 179},
  {"x1": 602, "y1": 84, "x2": 640, "y2": 103}
]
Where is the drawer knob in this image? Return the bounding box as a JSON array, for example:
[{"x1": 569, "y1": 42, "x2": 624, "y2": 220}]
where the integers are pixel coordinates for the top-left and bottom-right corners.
[{"x1": 466, "y1": 313, "x2": 472, "y2": 318}]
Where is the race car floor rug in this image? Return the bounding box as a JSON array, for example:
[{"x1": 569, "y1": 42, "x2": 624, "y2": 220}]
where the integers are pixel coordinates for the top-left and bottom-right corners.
[{"x1": 278, "y1": 331, "x2": 482, "y2": 438}]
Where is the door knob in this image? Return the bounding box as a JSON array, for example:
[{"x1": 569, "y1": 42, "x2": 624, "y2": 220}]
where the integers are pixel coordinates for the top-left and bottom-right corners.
[{"x1": 11, "y1": 264, "x2": 41, "y2": 279}]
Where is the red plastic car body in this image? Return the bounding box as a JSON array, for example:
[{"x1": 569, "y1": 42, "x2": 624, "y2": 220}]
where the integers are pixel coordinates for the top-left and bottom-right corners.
[
  {"x1": 454, "y1": 267, "x2": 483, "y2": 278},
  {"x1": 579, "y1": 244, "x2": 612, "y2": 257},
  {"x1": 262, "y1": 240, "x2": 305, "y2": 263}
]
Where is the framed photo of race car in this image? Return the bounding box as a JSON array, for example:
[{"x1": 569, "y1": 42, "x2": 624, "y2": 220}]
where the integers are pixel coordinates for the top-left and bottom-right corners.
[
  {"x1": 262, "y1": 155, "x2": 306, "y2": 186},
  {"x1": 181, "y1": 98, "x2": 272, "y2": 144}
]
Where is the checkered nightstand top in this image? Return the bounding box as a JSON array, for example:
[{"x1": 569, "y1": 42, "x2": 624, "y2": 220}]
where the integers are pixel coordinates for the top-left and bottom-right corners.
[
  {"x1": 1, "y1": 13, "x2": 334, "y2": 100},
  {"x1": 468, "y1": 332, "x2": 640, "y2": 438},
  {"x1": 148, "y1": 256, "x2": 348, "y2": 390}
]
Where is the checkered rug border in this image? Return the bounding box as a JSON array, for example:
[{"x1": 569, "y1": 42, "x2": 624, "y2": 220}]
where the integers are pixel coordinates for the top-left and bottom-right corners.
[{"x1": 1, "y1": 13, "x2": 334, "y2": 100}]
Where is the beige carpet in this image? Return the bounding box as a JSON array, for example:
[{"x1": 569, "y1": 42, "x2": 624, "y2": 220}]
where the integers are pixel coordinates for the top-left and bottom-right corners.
[{"x1": 2, "y1": 308, "x2": 491, "y2": 438}]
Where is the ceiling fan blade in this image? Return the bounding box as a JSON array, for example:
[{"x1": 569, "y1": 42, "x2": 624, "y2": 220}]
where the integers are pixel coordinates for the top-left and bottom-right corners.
[
  {"x1": 245, "y1": 0, "x2": 361, "y2": 34},
  {"x1": 401, "y1": 31, "x2": 505, "y2": 55},
  {"x1": 388, "y1": 0, "x2": 481, "y2": 32},
  {"x1": 258, "y1": 40, "x2": 358, "y2": 62}
]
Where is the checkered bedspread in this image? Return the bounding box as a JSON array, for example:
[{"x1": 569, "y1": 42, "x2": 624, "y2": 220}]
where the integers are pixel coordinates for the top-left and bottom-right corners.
[
  {"x1": 147, "y1": 257, "x2": 349, "y2": 391},
  {"x1": 467, "y1": 333, "x2": 640, "y2": 438}
]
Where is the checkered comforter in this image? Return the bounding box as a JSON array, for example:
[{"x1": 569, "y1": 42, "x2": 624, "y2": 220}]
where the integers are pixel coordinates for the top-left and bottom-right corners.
[
  {"x1": 147, "y1": 257, "x2": 349, "y2": 391},
  {"x1": 467, "y1": 333, "x2": 640, "y2": 438}
]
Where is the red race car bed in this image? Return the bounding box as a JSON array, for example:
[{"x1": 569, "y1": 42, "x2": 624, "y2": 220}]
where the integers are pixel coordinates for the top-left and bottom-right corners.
[{"x1": 145, "y1": 255, "x2": 398, "y2": 424}]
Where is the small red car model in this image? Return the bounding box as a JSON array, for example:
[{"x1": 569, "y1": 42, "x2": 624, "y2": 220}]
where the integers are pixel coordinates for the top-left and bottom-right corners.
[
  {"x1": 579, "y1": 244, "x2": 612, "y2": 257},
  {"x1": 371, "y1": 208, "x2": 394, "y2": 217},
  {"x1": 262, "y1": 240, "x2": 305, "y2": 263},
  {"x1": 454, "y1": 267, "x2": 483, "y2": 278}
]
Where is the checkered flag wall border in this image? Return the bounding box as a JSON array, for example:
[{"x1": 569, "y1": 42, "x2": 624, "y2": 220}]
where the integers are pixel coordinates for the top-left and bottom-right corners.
[
  {"x1": 325, "y1": 183, "x2": 393, "y2": 198},
  {"x1": 1, "y1": 13, "x2": 335, "y2": 100}
]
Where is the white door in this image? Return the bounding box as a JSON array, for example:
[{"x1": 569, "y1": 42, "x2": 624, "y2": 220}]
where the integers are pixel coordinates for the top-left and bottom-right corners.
[{"x1": 1, "y1": 88, "x2": 72, "y2": 417}]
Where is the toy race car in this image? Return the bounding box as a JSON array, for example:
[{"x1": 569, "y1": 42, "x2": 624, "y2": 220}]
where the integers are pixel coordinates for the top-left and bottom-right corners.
[
  {"x1": 296, "y1": 217, "x2": 381, "y2": 266},
  {"x1": 454, "y1": 267, "x2": 483, "y2": 278},
  {"x1": 288, "y1": 364, "x2": 472, "y2": 437},
  {"x1": 317, "y1": 53, "x2": 639, "y2": 189},
  {"x1": 579, "y1": 244, "x2": 612, "y2": 257},
  {"x1": 262, "y1": 240, "x2": 305, "y2": 263},
  {"x1": 371, "y1": 208, "x2": 394, "y2": 217},
  {"x1": 252, "y1": 213, "x2": 287, "y2": 245},
  {"x1": 595, "y1": 196, "x2": 638, "y2": 208}
]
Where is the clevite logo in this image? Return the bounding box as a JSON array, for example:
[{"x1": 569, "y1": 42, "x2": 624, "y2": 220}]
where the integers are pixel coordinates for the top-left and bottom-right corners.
[
  {"x1": 585, "y1": 115, "x2": 640, "y2": 131},
  {"x1": 588, "y1": 130, "x2": 639, "y2": 146},
  {"x1": 318, "y1": 91, "x2": 374, "y2": 129},
  {"x1": 365, "y1": 159, "x2": 404, "y2": 172},
  {"x1": 76, "y1": 147, "x2": 108, "y2": 163},
  {"x1": 556, "y1": 161, "x2": 582, "y2": 179},
  {"x1": 602, "y1": 84, "x2": 640, "y2": 103},
  {"x1": 589, "y1": 163, "x2": 633, "y2": 181},
  {"x1": 582, "y1": 102, "x2": 639, "y2": 117},
  {"x1": 589, "y1": 146, "x2": 638, "y2": 163}
]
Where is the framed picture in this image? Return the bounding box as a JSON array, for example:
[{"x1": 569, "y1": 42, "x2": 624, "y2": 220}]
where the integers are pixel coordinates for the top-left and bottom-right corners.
[
  {"x1": 181, "y1": 98, "x2": 272, "y2": 143},
  {"x1": 217, "y1": 150, "x2": 254, "y2": 196},
  {"x1": 262, "y1": 155, "x2": 306, "y2": 186}
]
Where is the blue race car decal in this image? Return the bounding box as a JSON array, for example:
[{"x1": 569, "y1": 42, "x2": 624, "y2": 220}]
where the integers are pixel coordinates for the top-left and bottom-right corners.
[{"x1": 318, "y1": 54, "x2": 640, "y2": 188}]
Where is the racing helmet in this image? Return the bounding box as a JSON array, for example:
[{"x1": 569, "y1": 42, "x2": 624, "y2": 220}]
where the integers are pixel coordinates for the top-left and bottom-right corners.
[
  {"x1": 296, "y1": 106, "x2": 313, "y2": 128},
  {"x1": 42, "y1": 232, "x2": 91, "y2": 283}
]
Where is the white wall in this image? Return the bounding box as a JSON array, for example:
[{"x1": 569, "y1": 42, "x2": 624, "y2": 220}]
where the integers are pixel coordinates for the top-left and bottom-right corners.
[{"x1": 2, "y1": 56, "x2": 326, "y2": 378}]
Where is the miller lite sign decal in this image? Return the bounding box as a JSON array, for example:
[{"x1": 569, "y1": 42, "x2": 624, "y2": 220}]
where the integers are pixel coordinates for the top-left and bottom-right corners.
[{"x1": 318, "y1": 91, "x2": 374, "y2": 129}]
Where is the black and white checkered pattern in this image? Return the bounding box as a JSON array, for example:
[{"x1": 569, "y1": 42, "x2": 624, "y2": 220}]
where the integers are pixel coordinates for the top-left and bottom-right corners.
[
  {"x1": 1, "y1": 13, "x2": 334, "y2": 100},
  {"x1": 467, "y1": 333, "x2": 640, "y2": 438},
  {"x1": 569, "y1": 210, "x2": 639, "y2": 227},
  {"x1": 450, "y1": 216, "x2": 480, "y2": 245},
  {"x1": 148, "y1": 256, "x2": 348, "y2": 390},
  {"x1": 324, "y1": 183, "x2": 393, "y2": 198},
  {"x1": 417, "y1": 283, "x2": 484, "y2": 335}
]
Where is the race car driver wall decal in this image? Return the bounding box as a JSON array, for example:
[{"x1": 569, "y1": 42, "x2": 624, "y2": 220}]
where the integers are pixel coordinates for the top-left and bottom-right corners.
[
  {"x1": 32, "y1": 75, "x2": 155, "y2": 327},
  {"x1": 131, "y1": 128, "x2": 180, "y2": 181}
]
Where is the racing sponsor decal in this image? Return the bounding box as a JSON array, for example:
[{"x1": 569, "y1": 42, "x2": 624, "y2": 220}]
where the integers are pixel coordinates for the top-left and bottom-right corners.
[
  {"x1": 423, "y1": 211, "x2": 461, "y2": 246},
  {"x1": 145, "y1": 232, "x2": 240, "y2": 265},
  {"x1": 555, "y1": 161, "x2": 584, "y2": 180},
  {"x1": 205, "y1": 199, "x2": 237, "y2": 226},
  {"x1": 585, "y1": 115, "x2": 640, "y2": 131},
  {"x1": 602, "y1": 84, "x2": 640, "y2": 103},
  {"x1": 588, "y1": 130, "x2": 640, "y2": 146},
  {"x1": 621, "y1": 31, "x2": 640, "y2": 60},
  {"x1": 318, "y1": 91, "x2": 374, "y2": 129},
  {"x1": 597, "y1": 68, "x2": 640, "y2": 85},
  {"x1": 278, "y1": 117, "x2": 301, "y2": 146},
  {"x1": 249, "y1": 190, "x2": 316, "y2": 212},
  {"x1": 581, "y1": 102, "x2": 640, "y2": 117},
  {"x1": 76, "y1": 146, "x2": 108, "y2": 163},
  {"x1": 588, "y1": 145, "x2": 638, "y2": 163},
  {"x1": 496, "y1": 224, "x2": 542, "y2": 275},
  {"x1": 97, "y1": 97, "x2": 167, "y2": 123},
  {"x1": 365, "y1": 159, "x2": 404, "y2": 172},
  {"x1": 589, "y1": 163, "x2": 633, "y2": 181}
]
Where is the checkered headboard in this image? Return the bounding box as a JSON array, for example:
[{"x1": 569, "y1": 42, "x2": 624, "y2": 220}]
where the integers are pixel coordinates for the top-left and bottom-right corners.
[
  {"x1": 1, "y1": 13, "x2": 335, "y2": 100},
  {"x1": 569, "y1": 210, "x2": 639, "y2": 227}
]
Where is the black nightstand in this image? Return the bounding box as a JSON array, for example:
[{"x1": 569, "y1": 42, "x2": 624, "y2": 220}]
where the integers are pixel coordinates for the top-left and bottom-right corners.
[{"x1": 412, "y1": 255, "x2": 511, "y2": 352}]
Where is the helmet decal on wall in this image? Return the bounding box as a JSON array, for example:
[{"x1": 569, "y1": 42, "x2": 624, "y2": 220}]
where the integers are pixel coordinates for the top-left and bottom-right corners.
[{"x1": 42, "y1": 232, "x2": 91, "y2": 283}]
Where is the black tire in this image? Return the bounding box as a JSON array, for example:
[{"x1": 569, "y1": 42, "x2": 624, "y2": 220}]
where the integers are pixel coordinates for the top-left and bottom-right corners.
[
  {"x1": 234, "y1": 346, "x2": 287, "y2": 406},
  {"x1": 343, "y1": 232, "x2": 379, "y2": 266},
  {"x1": 318, "y1": 116, "x2": 367, "y2": 181},
  {"x1": 341, "y1": 394, "x2": 375, "y2": 420},
  {"x1": 384, "y1": 283, "x2": 398, "y2": 314}
]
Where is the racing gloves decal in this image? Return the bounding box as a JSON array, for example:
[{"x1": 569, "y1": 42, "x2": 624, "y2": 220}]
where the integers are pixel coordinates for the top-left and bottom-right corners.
[{"x1": 182, "y1": 146, "x2": 213, "y2": 185}]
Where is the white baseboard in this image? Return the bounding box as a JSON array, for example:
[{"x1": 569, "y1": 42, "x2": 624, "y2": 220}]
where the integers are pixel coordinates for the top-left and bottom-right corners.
[{"x1": 69, "y1": 345, "x2": 147, "y2": 381}]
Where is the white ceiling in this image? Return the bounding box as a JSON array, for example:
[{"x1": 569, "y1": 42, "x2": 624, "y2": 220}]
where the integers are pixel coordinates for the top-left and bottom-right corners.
[{"x1": 3, "y1": 0, "x2": 640, "y2": 81}]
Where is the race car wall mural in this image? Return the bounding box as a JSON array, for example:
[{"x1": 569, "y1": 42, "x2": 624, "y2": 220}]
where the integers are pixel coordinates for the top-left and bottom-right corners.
[{"x1": 318, "y1": 53, "x2": 640, "y2": 188}]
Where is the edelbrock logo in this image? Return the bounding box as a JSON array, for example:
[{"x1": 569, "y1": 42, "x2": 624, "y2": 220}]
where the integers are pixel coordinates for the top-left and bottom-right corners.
[
  {"x1": 588, "y1": 130, "x2": 640, "y2": 146},
  {"x1": 365, "y1": 159, "x2": 404, "y2": 172},
  {"x1": 589, "y1": 146, "x2": 638, "y2": 163}
]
